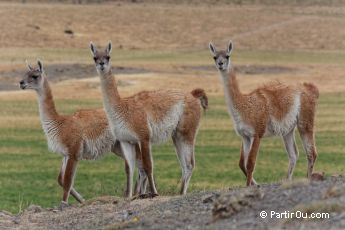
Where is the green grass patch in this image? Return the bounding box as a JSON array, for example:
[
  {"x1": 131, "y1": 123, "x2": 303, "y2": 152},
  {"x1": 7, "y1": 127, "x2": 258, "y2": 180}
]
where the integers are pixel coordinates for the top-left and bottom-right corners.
[{"x1": 0, "y1": 92, "x2": 344, "y2": 213}]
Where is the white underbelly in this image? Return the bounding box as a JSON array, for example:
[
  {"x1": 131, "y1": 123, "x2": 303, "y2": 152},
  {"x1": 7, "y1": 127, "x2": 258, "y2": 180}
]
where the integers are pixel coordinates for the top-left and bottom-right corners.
[
  {"x1": 265, "y1": 118, "x2": 297, "y2": 137},
  {"x1": 148, "y1": 101, "x2": 184, "y2": 144},
  {"x1": 265, "y1": 94, "x2": 301, "y2": 137},
  {"x1": 80, "y1": 130, "x2": 115, "y2": 160},
  {"x1": 149, "y1": 121, "x2": 178, "y2": 144}
]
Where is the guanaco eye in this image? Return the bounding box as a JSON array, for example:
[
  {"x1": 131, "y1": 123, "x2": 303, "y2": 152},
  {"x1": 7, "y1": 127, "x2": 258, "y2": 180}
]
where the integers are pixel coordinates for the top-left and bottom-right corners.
[
  {"x1": 32, "y1": 75, "x2": 39, "y2": 80},
  {"x1": 213, "y1": 56, "x2": 217, "y2": 60},
  {"x1": 225, "y1": 55, "x2": 230, "y2": 59},
  {"x1": 93, "y1": 57, "x2": 97, "y2": 62},
  {"x1": 105, "y1": 56, "x2": 110, "y2": 61}
]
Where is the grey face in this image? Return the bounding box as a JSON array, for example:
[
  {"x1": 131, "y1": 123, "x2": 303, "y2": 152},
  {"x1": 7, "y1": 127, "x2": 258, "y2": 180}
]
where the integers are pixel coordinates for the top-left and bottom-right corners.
[
  {"x1": 20, "y1": 61, "x2": 44, "y2": 90},
  {"x1": 90, "y1": 42, "x2": 112, "y2": 74},
  {"x1": 209, "y1": 41, "x2": 233, "y2": 71}
]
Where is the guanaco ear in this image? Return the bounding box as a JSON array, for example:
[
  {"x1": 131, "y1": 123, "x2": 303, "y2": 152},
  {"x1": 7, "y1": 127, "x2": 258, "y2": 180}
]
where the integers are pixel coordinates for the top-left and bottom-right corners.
[
  {"x1": 37, "y1": 60, "x2": 43, "y2": 73},
  {"x1": 227, "y1": 41, "x2": 233, "y2": 55},
  {"x1": 105, "y1": 41, "x2": 112, "y2": 54},
  {"x1": 25, "y1": 60, "x2": 33, "y2": 71},
  {"x1": 209, "y1": 42, "x2": 217, "y2": 56},
  {"x1": 90, "y1": 42, "x2": 97, "y2": 56}
]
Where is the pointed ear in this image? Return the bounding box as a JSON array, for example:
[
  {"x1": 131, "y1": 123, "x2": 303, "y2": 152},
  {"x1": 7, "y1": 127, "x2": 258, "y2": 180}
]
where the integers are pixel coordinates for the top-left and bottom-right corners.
[
  {"x1": 209, "y1": 42, "x2": 217, "y2": 56},
  {"x1": 90, "y1": 42, "x2": 97, "y2": 56},
  {"x1": 105, "y1": 41, "x2": 112, "y2": 54},
  {"x1": 227, "y1": 41, "x2": 233, "y2": 55},
  {"x1": 25, "y1": 60, "x2": 33, "y2": 71},
  {"x1": 37, "y1": 60, "x2": 43, "y2": 73}
]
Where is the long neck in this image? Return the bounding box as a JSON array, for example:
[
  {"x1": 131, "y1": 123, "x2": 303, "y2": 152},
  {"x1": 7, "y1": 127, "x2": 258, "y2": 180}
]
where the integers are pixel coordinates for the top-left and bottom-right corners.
[
  {"x1": 219, "y1": 65, "x2": 243, "y2": 115},
  {"x1": 98, "y1": 69, "x2": 122, "y2": 114},
  {"x1": 36, "y1": 78, "x2": 59, "y2": 122}
]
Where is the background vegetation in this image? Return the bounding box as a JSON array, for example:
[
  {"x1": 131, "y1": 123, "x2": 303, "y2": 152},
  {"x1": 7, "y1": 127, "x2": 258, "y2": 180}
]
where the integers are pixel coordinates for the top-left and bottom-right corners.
[{"x1": 0, "y1": 1, "x2": 344, "y2": 213}]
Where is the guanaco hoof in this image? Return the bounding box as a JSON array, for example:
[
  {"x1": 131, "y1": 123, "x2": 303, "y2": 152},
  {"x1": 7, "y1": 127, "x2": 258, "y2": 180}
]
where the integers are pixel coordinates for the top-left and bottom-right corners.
[
  {"x1": 138, "y1": 193, "x2": 159, "y2": 199},
  {"x1": 59, "y1": 201, "x2": 70, "y2": 211}
]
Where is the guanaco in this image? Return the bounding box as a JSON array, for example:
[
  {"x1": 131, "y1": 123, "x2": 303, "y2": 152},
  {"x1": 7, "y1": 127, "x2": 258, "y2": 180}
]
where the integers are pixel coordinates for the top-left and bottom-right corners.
[
  {"x1": 90, "y1": 42, "x2": 208, "y2": 196},
  {"x1": 209, "y1": 41, "x2": 319, "y2": 186},
  {"x1": 19, "y1": 60, "x2": 142, "y2": 205}
]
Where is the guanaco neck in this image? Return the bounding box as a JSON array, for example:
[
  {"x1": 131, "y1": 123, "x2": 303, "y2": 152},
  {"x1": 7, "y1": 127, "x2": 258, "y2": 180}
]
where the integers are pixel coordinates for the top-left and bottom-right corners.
[
  {"x1": 98, "y1": 68, "x2": 122, "y2": 117},
  {"x1": 219, "y1": 65, "x2": 243, "y2": 116},
  {"x1": 36, "y1": 77, "x2": 59, "y2": 122}
]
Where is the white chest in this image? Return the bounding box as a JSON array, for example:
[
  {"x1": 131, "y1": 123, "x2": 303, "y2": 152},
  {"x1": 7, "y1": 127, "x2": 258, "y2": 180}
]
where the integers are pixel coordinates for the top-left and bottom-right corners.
[
  {"x1": 231, "y1": 109, "x2": 254, "y2": 137},
  {"x1": 42, "y1": 120, "x2": 68, "y2": 156},
  {"x1": 106, "y1": 110, "x2": 138, "y2": 142}
]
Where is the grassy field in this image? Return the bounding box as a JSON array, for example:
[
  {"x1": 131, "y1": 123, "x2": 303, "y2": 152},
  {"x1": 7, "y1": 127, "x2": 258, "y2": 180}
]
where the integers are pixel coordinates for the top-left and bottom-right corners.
[
  {"x1": 0, "y1": 2, "x2": 345, "y2": 214},
  {"x1": 1, "y1": 89, "x2": 345, "y2": 214}
]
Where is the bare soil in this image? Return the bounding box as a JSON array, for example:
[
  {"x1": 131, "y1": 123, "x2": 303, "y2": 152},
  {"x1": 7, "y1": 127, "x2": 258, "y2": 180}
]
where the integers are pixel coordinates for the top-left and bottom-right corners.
[
  {"x1": 0, "y1": 64, "x2": 149, "y2": 91},
  {"x1": 0, "y1": 63, "x2": 295, "y2": 91},
  {"x1": 180, "y1": 64, "x2": 297, "y2": 75},
  {"x1": 1, "y1": 176, "x2": 345, "y2": 229}
]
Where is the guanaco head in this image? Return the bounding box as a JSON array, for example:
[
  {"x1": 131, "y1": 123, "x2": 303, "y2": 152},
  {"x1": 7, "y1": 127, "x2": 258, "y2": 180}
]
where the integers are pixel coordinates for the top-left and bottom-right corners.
[
  {"x1": 20, "y1": 60, "x2": 44, "y2": 91},
  {"x1": 90, "y1": 41, "x2": 112, "y2": 74},
  {"x1": 209, "y1": 41, "x2": 233, "y2": 72}
]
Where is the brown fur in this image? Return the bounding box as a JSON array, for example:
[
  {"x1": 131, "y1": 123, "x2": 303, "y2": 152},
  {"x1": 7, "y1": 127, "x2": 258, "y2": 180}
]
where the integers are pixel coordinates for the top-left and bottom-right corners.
[
  {"x1": 91, "y1": 42, "x2": 207, "y2": 195},
  {"x1": 20, "y1": 65, "x2": 139, "y2": 204},
  {"x1": 99, "y1": 69, "x2": 206, "y2": 195},
  {"x1": 229, "y1": 69, "x2": 319, "y2": 185},
  {"x1": 209, "y1": 42, "x2": 319, "y2": 186},
  {"x1": 191, "y1": 88, "x2": 208, "y2": 110}
]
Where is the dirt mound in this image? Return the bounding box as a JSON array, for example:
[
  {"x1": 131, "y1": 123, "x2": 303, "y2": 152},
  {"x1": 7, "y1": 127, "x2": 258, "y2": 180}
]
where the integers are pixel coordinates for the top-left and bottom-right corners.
[{"x1": 2, "y1": 175, "x2": 345, "y2": 229}]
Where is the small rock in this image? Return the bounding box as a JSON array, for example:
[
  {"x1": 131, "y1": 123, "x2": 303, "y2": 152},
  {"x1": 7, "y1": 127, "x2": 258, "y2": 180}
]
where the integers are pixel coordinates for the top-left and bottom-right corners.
[
  {"x1": 64, "y1": 29, "x2": 74, "y2": 35},
  {"x1": 213, "y1": 188, "x2": 264, "y2": 220},
  {"x1": 202, "y1": 192, "x2": 220, "y2": 203},
  {"x1": 13, "y1": 216, "x2": 20, "y2": 224},
  {"x1": 0, "y1": 210, "x2": 13, "y2": 216},
  {"x1": 26, "y1": 205, "x2": 43, "y2": 213},
  {"x1": 164, "y1": 210, "x2": 172, "y2": 216}
]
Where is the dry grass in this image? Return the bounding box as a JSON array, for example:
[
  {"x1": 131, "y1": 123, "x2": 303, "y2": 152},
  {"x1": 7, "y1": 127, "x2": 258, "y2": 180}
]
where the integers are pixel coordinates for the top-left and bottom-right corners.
[
  {"x1": 1, "y1": 2, "x2": 345, "y2": 214},
  {"x1": 0, "y1": 3, "x2": 344, "y2": 51}
]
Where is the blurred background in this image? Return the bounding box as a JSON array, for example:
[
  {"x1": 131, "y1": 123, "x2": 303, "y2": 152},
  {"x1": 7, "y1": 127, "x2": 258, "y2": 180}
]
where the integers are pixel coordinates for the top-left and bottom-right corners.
[{"x1": 0, "y1": 0, "x2": 344, "y2": 213}]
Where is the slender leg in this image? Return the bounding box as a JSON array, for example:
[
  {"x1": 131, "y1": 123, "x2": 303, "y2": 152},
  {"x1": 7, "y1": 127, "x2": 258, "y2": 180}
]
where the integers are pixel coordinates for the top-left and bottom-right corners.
[
  {"x1": 135, "y1": 162, "x2": 148, "y2": 195},
  {"x1": 283, "y1": 129, "x2": 299, "y2": 180},
  {"x1": 134, "y1": 143, "x2": 147, "y2": 195},
  {"x1": 111, "y1": 141, "x2": 132, "y2": 197},
  {"x1": 242, "y1": 136, "x2": 257, "y2": 185},
  {"x1": 245, "y1": 136, "x2": 260, "y2": 187},
  {"x1": 172, "y1": 134, "x2": 195, "y2": 195},
  {"x1": 58, "y1": 157, "x2": 84, "y2": 203},
  {"x1": 124, "y1": 161, "x2": 130, "y2": 197},
  {"x1": 120, "y1": 142, "x2": 136, "y2": 198},
  {"x1": 299, "y1": 131, "x2": 318, "y2": 178},
  {"x1": 239, "y1": 142, "x2": 247, "y2": 176},
  {"x1": 140, "y1": 140, "x2": 158, "y2": 196},
  {"x1": 62, "y1": 157, "x2": 78, "y2": 203}
]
